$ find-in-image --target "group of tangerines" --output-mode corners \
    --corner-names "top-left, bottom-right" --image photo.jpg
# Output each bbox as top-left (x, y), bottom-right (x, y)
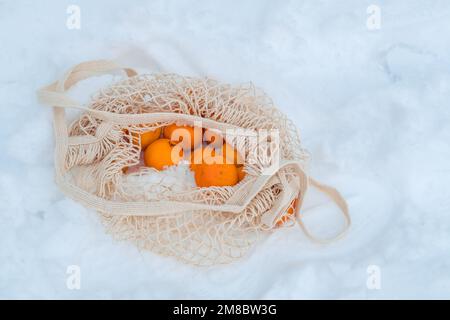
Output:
top-left (123, 123), bottom-right (297, 226)
top-left (124, 124), bottom-right (245, 188)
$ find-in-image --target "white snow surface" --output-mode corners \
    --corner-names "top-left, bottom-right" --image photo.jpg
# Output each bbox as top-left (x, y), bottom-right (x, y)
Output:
top-left (1, 0), bottom-right (450, 299)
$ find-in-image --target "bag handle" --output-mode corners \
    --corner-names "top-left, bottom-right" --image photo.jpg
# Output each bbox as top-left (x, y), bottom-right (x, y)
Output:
top-left (38, 62), bottom-right (251, 129)
top-left (55, 159), bottom-right (308, 216)
top-left (261, 169), bottom-right (350, 243)
top-left (37, 60), bottom-right (137, 110)
top-left (296, 177), bottom-right (351, 244)
top-left (37, 60), bottom-right (137, 176)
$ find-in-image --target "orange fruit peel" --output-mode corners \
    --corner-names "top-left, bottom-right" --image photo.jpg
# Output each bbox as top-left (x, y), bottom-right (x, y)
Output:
top-left (193, 163), bottom-right (238, 188)
top-left (123, 127), bottom-right (162, 150)
top-left (163, 124), bottom-right (202, 150)
top-left (276, 198), bottom-right (299, 227)
top-left (237, 165), bottom-right (246, 182)
top-left (144, 138), bottom-right (184, 171)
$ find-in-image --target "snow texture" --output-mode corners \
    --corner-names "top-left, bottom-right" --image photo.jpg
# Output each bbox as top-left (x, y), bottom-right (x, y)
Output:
top-left (1, 0), bottom-right (450, 299)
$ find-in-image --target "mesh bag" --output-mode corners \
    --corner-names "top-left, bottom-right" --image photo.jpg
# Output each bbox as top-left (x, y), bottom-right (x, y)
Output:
top-left (38, 60), bottom-right (350, 265)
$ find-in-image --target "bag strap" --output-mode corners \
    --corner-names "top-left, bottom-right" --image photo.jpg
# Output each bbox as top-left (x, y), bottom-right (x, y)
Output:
top-left (261, 168), bottom-right (350, 243)
top-left (38, 60), bottom-right (137, 109)
top-left (296, 177), bottom-right (351, 244)
top-left (55, 159), bottom-right (308, 216)
top-left (37, 60), bottom-right (137, 177)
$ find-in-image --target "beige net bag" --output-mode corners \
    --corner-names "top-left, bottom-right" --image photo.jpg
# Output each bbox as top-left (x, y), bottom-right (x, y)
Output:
top-left (37, 60), bottom-right (350, 266)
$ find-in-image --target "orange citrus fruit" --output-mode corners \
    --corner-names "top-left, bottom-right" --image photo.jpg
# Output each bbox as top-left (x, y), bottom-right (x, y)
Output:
top-left (276, 198), bottom-right (299, 226)
top-left (189, 147), bottom-right (205, 170)
top-left (123, 127), bottom-right (162, 150)
top-left (190, 145), bottom-right (239, 187)
top-left (193, 163), bottom-right (238, 187)
top-left (144, 138), bottom-right (184, 171)
top-left (189, 144), bottom-right (241, 166)
top-left (221, 143), bottom-right (243, 165)
top-left (237, 166), bottom-right (246, 182)
top-left (203, 129), bottom-right (223, 146)
top-left (163, 124), bottom-right (202, 149)
top-left (203, 130), bottom-right (243, 165)
top-left (198, 143), bottom-right (243, 165)
top-left (139, 127), bottom-right (162, 149)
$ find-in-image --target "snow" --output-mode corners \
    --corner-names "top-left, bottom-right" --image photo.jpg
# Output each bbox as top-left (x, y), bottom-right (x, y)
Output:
top-left (1, 0), bottom-right (450, 299)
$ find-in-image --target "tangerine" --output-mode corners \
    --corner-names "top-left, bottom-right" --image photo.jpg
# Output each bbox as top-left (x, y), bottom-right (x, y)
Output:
top-left (276, 198), bottom-right (299, 226)
top-left (237, 166), bottom-right (246, 182)
top-left (144, 138), bottom-right (184, 171)
top-left (163, 124), bottom-right (202, 149)
top-left (123, 127), bottom-right (162, 150)
top-left (193, 163), bottom-right (238, 187)
top-left (139, 127), bottom-right (162, 149)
